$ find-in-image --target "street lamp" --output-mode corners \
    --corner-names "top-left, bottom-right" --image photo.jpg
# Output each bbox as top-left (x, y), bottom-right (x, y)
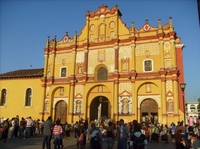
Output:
top-left (180, 83), bottom-right (186, 124)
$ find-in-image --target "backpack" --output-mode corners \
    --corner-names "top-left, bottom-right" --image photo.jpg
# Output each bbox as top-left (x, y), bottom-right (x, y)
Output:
top-left (133, 134), bottom-right (145, 149)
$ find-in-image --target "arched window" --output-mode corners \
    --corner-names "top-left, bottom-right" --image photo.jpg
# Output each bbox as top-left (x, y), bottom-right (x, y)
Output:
top-left (61, 67), bottom-right (67, 77)
top-left (97, 67), bottom-right (108, 81)
top-left (0, 89), bottom-right (7, 106)
top-left (25, 88), bottom-right (32, 106)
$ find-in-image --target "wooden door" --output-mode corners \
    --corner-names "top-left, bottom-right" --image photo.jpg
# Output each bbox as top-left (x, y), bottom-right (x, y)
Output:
top-left (55, 100), bottom-right (67, 124)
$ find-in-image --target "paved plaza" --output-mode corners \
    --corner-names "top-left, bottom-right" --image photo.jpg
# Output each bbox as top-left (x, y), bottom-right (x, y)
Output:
top-left (0, 132), bottom-right (176, 149)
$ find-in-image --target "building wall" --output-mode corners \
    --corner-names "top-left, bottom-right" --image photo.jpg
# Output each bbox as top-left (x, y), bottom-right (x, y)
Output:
top-left (186, 102), bottom-right (200, 124)
top-left (0, 5), bottom-right (185, 125)
top-left (41, 5), bottom-right (185, 125)
top-left (0, 78), bottom-right (44, 120)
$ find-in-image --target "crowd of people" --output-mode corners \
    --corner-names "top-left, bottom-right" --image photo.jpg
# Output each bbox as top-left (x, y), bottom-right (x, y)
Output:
top-left (1, 115), bottom-right (200, 149)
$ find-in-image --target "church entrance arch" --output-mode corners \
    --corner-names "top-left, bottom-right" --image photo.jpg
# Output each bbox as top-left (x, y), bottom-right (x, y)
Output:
top-left (55, 100), bottom-right (67, 124)
top-left (90, 96), bottom-right (111, 121)
top-left (140, 99), bottom-right (158, 124)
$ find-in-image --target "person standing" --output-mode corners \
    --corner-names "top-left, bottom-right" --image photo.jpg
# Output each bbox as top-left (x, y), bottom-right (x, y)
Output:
top-left (170, 122), bottom-right (176, 140)
top-left (117, 119), bottom-right (129, 149)
top-left (24, 116), bottom-right (33, 139)
top-left (53, 120), bottom-right (63, 149)
top-left (74, 121), bottom-right (79, 138)
top-left (35, 119), bottom-right (40, 134)
top-left (161, 124), bottom-right (168, 142)
top-left (105, 121), bottom-right (115, 149)
top-left (129, 124), bottom-right (148, 149)
top-left (63, 122), bottom-right (70, 138)
top-left (89, 122), bottom-right (102, 149)
top-left (42, 116), bottom-right (54, 149)
top-left (14, 115), bottom-right (19, 137)
top-left (151, 124), bottom-right (160, 143)
top-left (77, 121), bottom-right (85, 148)
top-left (11, 117), bottom-right (17, 138)
top-left (18, 117), bottom-right (26, 139)
top-left (1, 118), bottom-right (10, 142)
top-left (175, 129), bottom-right (184, 149)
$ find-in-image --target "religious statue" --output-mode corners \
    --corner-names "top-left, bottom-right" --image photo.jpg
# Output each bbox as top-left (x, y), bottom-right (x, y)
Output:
top-left (146, 83), bottom-right (151, 93)
top-left (154, 115), bottom-right (158, 125)
top-left (60, 87), bottom-right (64, 95)
top-left (142, 116), bottom-right (146, 122)
top-left (121, 98), bottom-right (129, 115)
top-left (168, 102), bottom-right (173, 112)
top-left (76, 100), bottom-right (82, 114)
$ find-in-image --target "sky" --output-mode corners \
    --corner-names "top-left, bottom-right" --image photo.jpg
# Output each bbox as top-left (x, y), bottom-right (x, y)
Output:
top-left (0, 0), bottom-right (200, 102)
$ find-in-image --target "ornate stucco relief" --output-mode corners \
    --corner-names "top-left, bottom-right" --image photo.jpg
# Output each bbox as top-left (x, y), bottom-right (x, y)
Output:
top-left (104, 48), bottom-right (115, 72)
top-left (55, 53), bottom-right (73, 64)
top-left (164, 42), bottom-right (171, 51)
top-left (166, 97), bottom-right (174, 102)
top-left (119, 82), bottom-right (132, 93)
top-left (88, 48), bottom-right (115, 74)
top-left (136, 43), bottom-right (159, 56)
top-left (166, 80), bottom-right (173, 92)
top-left (76, 51), bottom-right (84, 63)
top-left (75, 85), bottom-right (84, 95)
top-left (164, 42), bottom-right (172, 68)
top-left (53, 98), bottom-right (68, 108)
top-left (88, 50), bottom-right (98, 74)
top-left (119, 46), bottom-right (132, 59)
top-left (138, 95), bottom-right (161, 108)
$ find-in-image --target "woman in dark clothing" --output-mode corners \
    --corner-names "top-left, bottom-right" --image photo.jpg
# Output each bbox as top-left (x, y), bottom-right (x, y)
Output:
top-left (19, 117), bottom-right (26, 139)
top-left (1, 118), bottom-right (10, 142)
top-left (77, 121), bottom-right (84, 149)
top-left (175, 130), bottom-right (184, 149)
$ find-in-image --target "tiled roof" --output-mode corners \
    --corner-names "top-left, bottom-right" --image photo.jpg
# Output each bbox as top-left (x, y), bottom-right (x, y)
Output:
top-left (0, 68), bottom-right (44, 79)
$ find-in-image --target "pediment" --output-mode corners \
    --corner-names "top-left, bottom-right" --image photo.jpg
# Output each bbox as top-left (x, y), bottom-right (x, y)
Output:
top-left (119, 90), bottom-right (132, 97)
top-left (166, 91), bottom-right (173, 97)
top-left (74, 93), bottom-right (83, 99)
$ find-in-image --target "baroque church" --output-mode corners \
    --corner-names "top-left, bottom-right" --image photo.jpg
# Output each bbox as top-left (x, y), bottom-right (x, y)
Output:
top-left (0, 5), bottom-right (185, 125)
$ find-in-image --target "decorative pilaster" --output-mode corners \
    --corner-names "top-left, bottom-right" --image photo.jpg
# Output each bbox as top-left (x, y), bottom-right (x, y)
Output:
top-left (50, 35), bottom-right (56, 79)
top-left (130, 44), bottom-right (136, 71)
top-left (68, 82), bottom-right (75, 122)
top-left (84, 48), bottom-right (89, 74)
top-left (114, 45), bottom-right (119, 71)
top-left (170, 39), bottom-right (177, 69)
top-left (159, 41), bottom-right (164, 69)
top-left (132, 81), bottom-right (136, 119)
top-left (113, 80), bottom-right (119, 121)
top-left (44, 36), bottom-right (50, 77)
top-left (172, 78), bottom-right (179, 115)
top-left (161, 78), bottom-right (166, 117)
top-left (71, 50), bottom-right (77, 77)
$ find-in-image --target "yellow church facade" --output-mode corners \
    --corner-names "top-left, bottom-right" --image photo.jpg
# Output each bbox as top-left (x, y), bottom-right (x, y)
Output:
top-left (0, 5), bottom-right (185, 125)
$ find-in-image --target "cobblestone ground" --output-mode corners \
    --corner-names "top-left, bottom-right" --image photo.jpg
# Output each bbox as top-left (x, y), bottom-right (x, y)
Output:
top-left (0, 132), bottom-right (176, 149)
